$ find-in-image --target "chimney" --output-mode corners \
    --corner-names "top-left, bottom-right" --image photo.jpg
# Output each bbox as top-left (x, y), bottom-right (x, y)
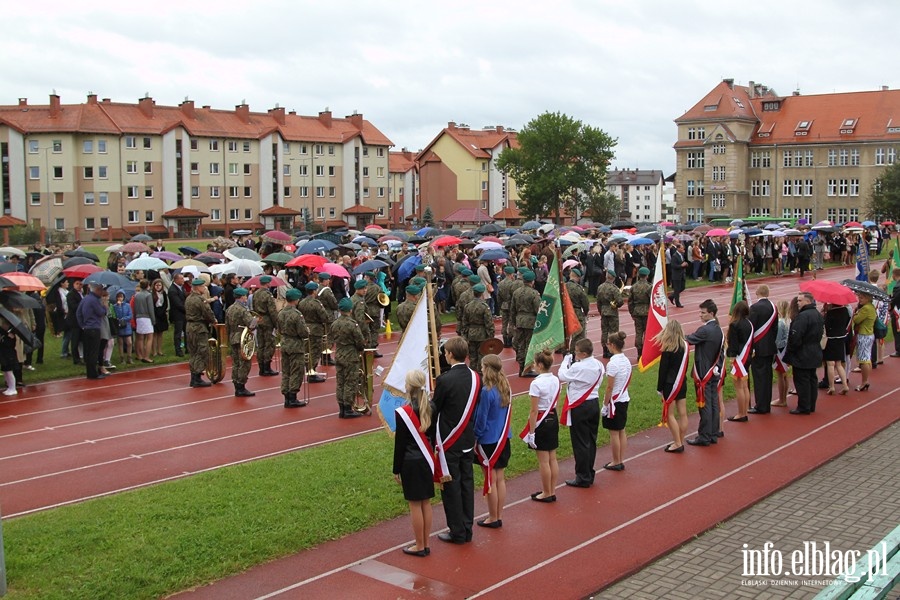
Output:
top-left (289, 110), bottom-right (296, 115)
top-left (318, 109), bottom-right (332, 127)
top-left (179, 99), bottom-right (195, 119)
top-left (347, 112), bottom-right (363, 130)
top-left (235, 103), bottom-right (250, 124)
top-left (102, 98), bottom-right (111, 104)
top-left (448, 121), bottom-right (457, 130)
top-left (18, 98), bottom-right (27, 107)
top-left (723, 78), bottom-right (734, 89)
top-left (883, 85), bottom-right (890, 91)
top-left (86, 93), bottom-right (97, 105)
top-left (748, 81), bottom-right (755, 98)
top-left (269, 106), bottom-right (285, 125)
top-left (49, 93), bottom-right (61, 117)
top-left (793, 90), bottom-right (801, 96)
top-left (496, 125), bottom-right (504, 133)
top-left (138, 96), bottom-right (154, 118)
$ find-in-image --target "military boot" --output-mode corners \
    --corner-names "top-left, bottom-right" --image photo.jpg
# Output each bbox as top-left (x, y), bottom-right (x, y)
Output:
top-left (235, 383), bottom-right (256, 397)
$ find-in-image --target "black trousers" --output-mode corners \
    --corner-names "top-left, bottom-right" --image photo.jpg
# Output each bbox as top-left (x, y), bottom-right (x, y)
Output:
top-left (793, 367), bottom-right (818, 413)
top-left (82, 328), bottom-right (101, 379)
top-left (441, 447), bottom-right (474, 542)
top-left (893, 319), bottom-right (900, 354)
top-left (751, 354), bottom-right (774, 412)
top-left (569, 399), bottom-right (600, 484)
top-left (172, 319), bottom-right (186, 353)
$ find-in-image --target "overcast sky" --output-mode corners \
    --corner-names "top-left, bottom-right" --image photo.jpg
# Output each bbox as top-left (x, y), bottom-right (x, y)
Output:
top-left (3, 0), bottom-right (896, 175)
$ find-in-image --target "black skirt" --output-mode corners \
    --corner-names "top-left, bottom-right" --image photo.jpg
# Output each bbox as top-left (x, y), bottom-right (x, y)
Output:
top-left (534, 410), bottom-right (559, 451)
top-left (480, 439), bottom-right (511, 470)
top-left (400, 457), bottom-right (435, 502)
top-left (823, 336), bottom-right (848, 362)
top-left (602, 401), bottom-right (629, 431)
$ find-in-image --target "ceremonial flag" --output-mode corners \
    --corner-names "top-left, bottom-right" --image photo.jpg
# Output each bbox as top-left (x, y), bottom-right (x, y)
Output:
top-left (558, 252), bottom-right (582, 339)
top-left (889, 235), bottom-right (900, 295)
top-left (376, 293), bottom-right (432, 434)
top-left (855, 239), bottom-right (870, 282)
top-left (638, 246), bottom-right (667, 372)
top-left (525, 253), bottom-right (566, 368)
top-left (729, 254), bottom-right (748, 314)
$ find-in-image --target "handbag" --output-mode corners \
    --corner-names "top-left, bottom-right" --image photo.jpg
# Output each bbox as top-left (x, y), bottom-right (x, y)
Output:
top-left (874, 318), bottom-right (888, 340)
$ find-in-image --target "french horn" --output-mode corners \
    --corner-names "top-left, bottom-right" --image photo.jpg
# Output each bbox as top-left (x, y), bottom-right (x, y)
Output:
top-left (205, 323), bottom-right (228, 384)
top-left (377, 293), bottom-right (390, 307)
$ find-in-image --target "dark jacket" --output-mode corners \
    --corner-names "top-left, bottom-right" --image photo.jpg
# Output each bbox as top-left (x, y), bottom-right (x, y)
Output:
top-left (432, 363), bottom-right (478, 451)
top-left (748, 297), bottom-right (777, 357)
top-left (786, 303), bottom-right (824, 368)
top-left (168, 283), bottom-right (187, 323)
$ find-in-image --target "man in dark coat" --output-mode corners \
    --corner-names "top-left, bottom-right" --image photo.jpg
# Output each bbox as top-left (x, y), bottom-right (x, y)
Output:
top-left (668, 242), bottom-right (687, 308)
top-left (686, 299), bottom-right (724, 446)
top-left (749, 285), bottom-right (778, 414)
top-left (786, 291), bottom-right (824, 414)
top-left (168, 273), bottom-right (187, 357)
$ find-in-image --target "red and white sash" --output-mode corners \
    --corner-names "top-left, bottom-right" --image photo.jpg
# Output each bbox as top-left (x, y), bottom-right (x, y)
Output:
top-left (435, 369), bottom-right (480, 482)
top-left (474, 405), bottom-right (511, 496)
top-left (607, 366), bottom-right (632, 418)
top-left (395, 404), bottom-right (442, 482)
top-left (660, 348), bottom-right (689, 424)
top-left (690, 339), bottom-right (723, 409)
top-left (519, 377), bottom-right (561, 439)
top-left (729, 323), bottom-right (755, 379)
top-left (773, 346), bottom-right (788, 373)
top-left (752, 299), bottom-right (776, 343)
top-left (561, 371), bottom-right (602, 427)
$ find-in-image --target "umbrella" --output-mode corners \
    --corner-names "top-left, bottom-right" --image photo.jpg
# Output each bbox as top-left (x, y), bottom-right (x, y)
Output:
top-left (431, 236), bottom-right (464, 248)
top-left (478, 236), bottom-right (503, 244)
top-left (0, 291), bottom-right (43, 311)
top-left (861, 220), bottom-right (877, 228)
top-left (479, 249), bottom-right (510, 261)
top-left (64, 249), bottom-right (99, 262)
top-left (120, 241), bottom-right (151, 254)
top-left (171, 258), bottom-right (211, 271)
top-left (296, 239), bottom-right (337, 255)
top-left (62, 264), bottom-right (103, 278)
top-left (692, 224), bottom-right (712, 234)
top-left (83, 271), bottom-right (136, 289)
top-left (28, 254), bottom-right (64, 285)
top-left (0, 264), bottom-right (17, 274)
top-left (416, 227), bottom-right (442, 238)
top-left (63, 257), bottom-right (96, 269)
top-left (474, 241), bottom-right (503, 251)
top-left (261, 252), bottom-right (294, 265)
top-left (125, 256), bottom-right (168, 271)
top-left (475, 223), bottom-right (503, 235)
top-left (105, 244), bottom-right (124, 253)
top-left (643, 232), bottom-right (661, 241)
top-left (706, 228), bottom-right (730, 237)
top-left (2, 272), bottom-right (45, 291)
top-left (243, 275), bottom-right (288, 288)
top-left (442, 228), bottom-right (462, 236)
top-left (538, 223), bottom-right (556, 234)
top-left (374, 253), bottom-right (396, 266)
top-left (611, 220), bottom-right (636, 229)
top-left (224, 247), bottom-right (262, 262)
top-left (562, 243), bottom-right (586, 258)
top-left (314, 263), bottom-right (351, 279)
top-left (232, 229), bottom-right (253, 236)
top-left (783, 229), bottom-right (803, 236)
top-left (388, 231), bottom-right (410, 241)
top-left (743, 228), bottom-right (763, 236)
top-left (107, 285), bottom-right (136, 301)
top-left (364, 224), bottom-right (384, 230)
top-left (130, 234), bottom-right (153, 242)
top-left (358, 230), bottom-right (382, 240)
top-left (511, 233), bottom-right (535, 243)
top-left (395, 255), bottom-right (421, 280)
top-left (377, 235), bottom-right (401, 243)
top-left (223, 259), bottom-right (264, 278)
top-left (194, 251), bottom-right (226, 261)
top-left (262, 230), bottom-right (292, 244)
top-left (841, 279), bottom-right (890, 302)
top-left (764, 223), bottom-right (782, 230)
top-left (630, 238), bottom-right (655, 246)
top-left (675, 233), bottom-right (693, 242)
top-left (339, 242), bottom-right (362, 251)
top-left (151, 251), bottom-right (182, 262)
top-left (881, 220), bottom-right (896, 226)
top-left (0, 247), bottom-right (26, 258)
top-left (562, 259), bottom-right (581, 270)
top-left (521, 221), bottom-right (541, 230)
top-left (286, 255), bottom-right (327, 269)
top-left (179, 246), bottom-right (201, 256)
top-left (351, 259), bottom-right (390, 275)
top-left (730, 219), bottom-right (744, 227)
top-left (0, 305), bottom-right (41, 349)
top-left (843, 221), bottom-right (862, 229)
top-left (800, 280), bottom-right (857, 306)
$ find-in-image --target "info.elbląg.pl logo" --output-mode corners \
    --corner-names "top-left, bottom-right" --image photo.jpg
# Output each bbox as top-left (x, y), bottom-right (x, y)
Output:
top-left (741, 541), bottom-right (889, 583)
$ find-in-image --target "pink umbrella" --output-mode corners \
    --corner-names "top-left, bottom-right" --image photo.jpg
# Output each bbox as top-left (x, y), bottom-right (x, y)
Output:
top-left (562, 259), bottom-right (581, 271)
top-left (314, 262), bottom-right (351, 279)
top-left (364, 224), bottom-right (384, 230)
top-left (120, 241), bottom-right (151, 254)
top-left (569, 225), bottom-right (584, 232)
top-left (377, 235), bottom-right (401, 243)
top-left (243, 275), bottom-right (288, 288)
top-left (706, 228), bottom-right (730, 237)
top-left (479, 236), bottom-right (503, 243)
top-left (431, 236), bottom-right (464, 248)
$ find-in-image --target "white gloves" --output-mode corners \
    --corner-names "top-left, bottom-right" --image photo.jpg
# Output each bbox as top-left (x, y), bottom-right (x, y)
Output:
top-left (524, 432), bottom-right (537, 449)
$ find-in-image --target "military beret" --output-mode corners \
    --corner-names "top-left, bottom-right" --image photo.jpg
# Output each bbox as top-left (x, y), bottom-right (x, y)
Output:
top-left (517, 267), bottom-right (531, 274)
top-left (523, 271), bottom-right (536, 282)
top-left (461, 268), bottom-right (473, 276)
top-left (353, 279), bottom-right (368, 290)
top-left (233, 287), bottom-right (248, 297)
top-left (412, 277), bottom-right (427, 287)
top-left (338, 297), bottom-right (353, 311)
top-left (414, 263), bottom-right (426, 272)
top-left (317, 272), bottom-right (331, 280)
top-left (305, 281), bottom-right (319, 291)
top-left (570, 268), bottom-right (582, 277)
top-left (454, 263), bottom-right (465, 272)
top-left (259, 275), bottom-right (272, 285)
top-left (607, 270), bottom-right (617, 278)
top-left (468, 274), bottom-right (481, 284)
top-left (472, 283), bottom-right (486, 294)
top-left (366, 271), bottom-right (377, 278)
top-left (191, 277), bottom-right (206, 286)
top-left (406, 285), bottom-right (422, 296)
top-left (504, 266), bottom-right (516, 274)
top-left (638, 266), bottom-right (651, 276)
top-left (285, 288), bottom-right (302, 301)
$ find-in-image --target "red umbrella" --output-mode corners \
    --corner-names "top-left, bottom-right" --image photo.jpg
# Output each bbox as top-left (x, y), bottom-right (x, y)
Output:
top-left (800, 280), bottom-right (857, 306)
top-left (377, 235), bottom-right (401, 243)
top-left (881, 220), bottom-right (896, 226)
top-left (284, 244), bottom-right (296, 253)
top-left (3, 272), bottom-right (46, 291)
top-left (243, 275), bottom-right (288, 288)
top-left (364, 224), bottom-right (384, 230)
top-left (314, 262), bottom-right (351, 279)
top-left (431, 236), bottom-right (464, 248)
top-left (62, 264), bottom-right (103, 279)
top-left (262, 230), bottom-right (292, 244)
top-left (479, 236), bottom-right (503, 244)
top-left (844, 221), bottom-right (862, 228)
top-left (286, 255), bottom-right (327, 269)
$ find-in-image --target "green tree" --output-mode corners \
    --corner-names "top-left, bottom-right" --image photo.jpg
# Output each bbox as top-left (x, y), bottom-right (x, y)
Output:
top-left (422, 206), bottom-right (434, 226)
top-left (868, 161), bottom-right (900, 220)
top-left (496, 111), bottom-right (617, 222)
top-left (585, 191), bottom-right (621, 225)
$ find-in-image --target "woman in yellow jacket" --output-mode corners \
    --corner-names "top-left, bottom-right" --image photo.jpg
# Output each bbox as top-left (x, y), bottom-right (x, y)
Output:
top-left (851, 291), bottom-right (876, 391)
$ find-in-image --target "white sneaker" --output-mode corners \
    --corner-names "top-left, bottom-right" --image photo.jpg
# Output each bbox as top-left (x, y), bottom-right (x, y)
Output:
top-left (24, 365), bottom-right (35, 371)
top-left (3, 388), bottom-right (17, 396)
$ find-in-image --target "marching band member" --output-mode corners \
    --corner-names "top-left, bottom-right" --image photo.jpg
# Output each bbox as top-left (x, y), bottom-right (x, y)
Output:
top-left (185, 277), bottom-right (217, 388)
top-left (225, 287), bottom-right (256, 397)
top-left (277, 288), bottom-right (310, 408)
top-left (253, 275), bottom-right (279, 377)
top-left (332, 297), bottom-right (365, 419)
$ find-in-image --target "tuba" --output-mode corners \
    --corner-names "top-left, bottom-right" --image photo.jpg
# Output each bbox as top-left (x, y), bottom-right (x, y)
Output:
top-left (239, 326), bottom-right (256, 360)
top-left (353, 349), bottom-right (376, 415)
top-left (206, 323), bottom-right (228, 384)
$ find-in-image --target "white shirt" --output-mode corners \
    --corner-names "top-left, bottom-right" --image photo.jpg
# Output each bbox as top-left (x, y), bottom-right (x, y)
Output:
top-left (557, 355), bottom-right (604, 402)
top-left (606, 354), bottom-right (632, 403)
top-left (529, 372), bottom-right (561, 411)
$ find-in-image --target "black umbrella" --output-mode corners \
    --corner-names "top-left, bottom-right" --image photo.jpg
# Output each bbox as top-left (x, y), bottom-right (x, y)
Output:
top-left (511, 233), bottom-right (535, 243)
top-left (611, 220), bottom-right (635, 229)
top-left (636, 225), bottom-right (657, 233)
top-left (64, 249), bottom-right (99, 262)
top-left (351, 259), bottom-right (390, 275)
top-left (841, 279), bottom-right (890, 301)
top-left (62, 257), bottom-right (96, 269)
top-left (374, 253), bottom-right (396, 266)
top-left (0, 290), bottom-right (43, 311)
top-left (179, 246), bottom-right (201, 256)
top-left (504, 238), bottom-right (529, 248)
top-left (194, 255), bottom-right (222, 265)
top-left (0, 305), bottom-right (40, 349)
top-left (417, 227), bottom-right (442, 238)
top-left (406, 236), bottom-right (427, 244)
top-left (443, 229), bottom-right (462, 236)
top-left (339, 242), bottom-right (362, 251)
top-left (460, 231), bottom-right (477, 239)
top-left (644, 232), bottom-right (661, 241)
top-left (83, 271), bottom-right (136, 289)
top-left (0, 263), bottom-right (17, 274)
top-left (0, 276), bottom-right (16, 290)
top-left (359, 230), bottom-right (382, 240)
top-left (479, 249), bottom-right (510, 261)
top-left (388, 231), bottom-right (410, 241)
top-left (475, 223), bottom-right (503, 235)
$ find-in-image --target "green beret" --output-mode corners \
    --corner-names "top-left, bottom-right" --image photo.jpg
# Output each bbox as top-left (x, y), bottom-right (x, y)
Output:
top-left (638, 266), bottom-right (651, 276)
top-left (570, 268), bottom-right (582, 277)
top-left (233, 287), bottom-right (248, 297)
top-left (412, 277), bottom-right (427, 287)
top-left (607, 270), bottom-right (616, 278)
top-left (353, 279), bottom-right (368, 290)
top-left (338, 297), bottom-right (353, 311)
top-left (259, 275), bottom-right (272, 285)
top-left (365, 271), bottom-right (377, 278)
top-left (517, 267), bottom-right (531, 275)
top-left (468, 274), bottom-right (481, 284)
top-left (523, 271), bottom-right (536, 282)
top-left (472, 283), bottom-right (486, 294)
top-left (454, 263), bottom-right (465, 272)
top-left (317, 272), bottom-right (331, 280)
top-left (285, 288), bottom-right (302, 301)
top-left (503, 266), bottom-right (515, 274)
top-left (191, 277), bottom-right (206, 286)
top-left (414, 264), bottom-right (426, 272)
top-left (406, 285), bottom-right (422, 296)
top-left (304, 282), bottom-right (318, 291)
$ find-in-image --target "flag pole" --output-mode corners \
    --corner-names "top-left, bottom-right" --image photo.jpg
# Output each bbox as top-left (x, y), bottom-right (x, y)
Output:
top-left (426, 277), bottom-right (441, 388)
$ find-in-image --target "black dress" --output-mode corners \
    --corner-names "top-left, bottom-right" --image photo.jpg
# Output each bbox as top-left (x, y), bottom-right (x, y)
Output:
top-left (823, 306), bottom-right (851, 362)
top-left (392, 401), bottom-right (437, 501)
top-left (153, 292), bottom-right (169, 333)
top-left (657, 347), bottom-right (687, 399)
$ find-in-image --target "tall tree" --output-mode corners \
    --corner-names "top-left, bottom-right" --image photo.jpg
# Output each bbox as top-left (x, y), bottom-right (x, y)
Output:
top-left (585, 191), bottom-right (621, 225)
top-left (868, 161), bottom-right (900, 220)
top-left (422, 206), bottom-right (434, 226)
top-left (496, 111), bottom-right (617, 222)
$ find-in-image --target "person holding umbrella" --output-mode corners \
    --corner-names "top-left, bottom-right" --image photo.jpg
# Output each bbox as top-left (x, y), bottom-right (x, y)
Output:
top-left (851, 290), bottom-right (876, 392)
top-left (0, 311), bottom-right (19, 395)
top-left (76, 282), bottom-right (109, 380)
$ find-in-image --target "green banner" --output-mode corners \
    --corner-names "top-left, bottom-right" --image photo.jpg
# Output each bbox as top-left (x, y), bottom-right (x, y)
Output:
top-left (525, 254), bottom-right (565, 367)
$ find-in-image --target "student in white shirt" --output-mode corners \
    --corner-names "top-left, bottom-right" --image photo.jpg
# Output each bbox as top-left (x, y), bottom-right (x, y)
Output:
top-left (558, 338), bottom-right (604, 488)
top-left (602, 331), bottom-right (632, 471)
top-left (524, 350), bottom-right (560, 503)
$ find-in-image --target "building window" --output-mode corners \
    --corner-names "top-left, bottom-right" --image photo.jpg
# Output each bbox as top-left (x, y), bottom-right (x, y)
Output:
top-left (243, 164), bottom-right (251, 175)
top-left (363, 187), bottom-right (370, 197)
top-left (126, 161), bottom-right (138, 174)
top-left (28, 140), bottom-right (39, 154)
top-left (378, 187), bottom-right (385, 197)
top-left (298, 164), bottom-right (308, 176)
top-left (83, 192), bottom-right (94, 205)
top-left (52, 140), bottom-right (62, 152)
top-left (29, 166), bottom-right (39, 179)
top-left (363, 146), bottom-right (369, 156)
top-left (827, 208), bottom-right (837, 222)
top-left (53, 217), bottom-right (65, 230)
top-left (53, 166), bottom-right (63, 179)
top-left (243, 209), bottom-right (252, 220)
top-left (793, 152), bottom-right (803, 167)
top-left (783, 180), bottom-right (792, 196)
top-left (191, 186), bottom-right (200, 198)
top-left (145, 210), bottom-right (153, 222)
top-left (482, 181), bottom-right (488, 191)
top-left (125, 136), bottom-right (136, 149)
top-left (85, 218), bottom-right (95, 230)
top-left (210, 208), bottom-right (221, 221)
top-left (243, 186), bottom-right (251, 197)
top-left (99, 192), bottom-right (108, 205)
top-left (299, 144), bottom-right (307, 155)
top-left (712, 166), bottom-right (725, 181)
top-left (362, 167), bottom-right (369, 177)
top-left (283, 142), bottom-right (291, 154)
top-left (889, 148), bottom-right (897, 164)
top-left (242, 141), bottom-right (251, 153)
top-left (209, 140), bottom-right (219, 151)
top-left (804, 150), bottom-right (814, 166)
top-left (839, 149), bottom-right (849, 166)
top-left (377, 147), bottom-right (385, 157)
top-left (142, 137), bottom-right (151, 149)
top-left (144, 186), bottom-right (153, 198)
top-left (751, 180), bottom-right (760, 196)
top-left (316, 165), bottom-right (325, 176)
top-left (687, 127), bottom-right (706, 140)
top-left (328, 145), bottom-right (335, 155)
top-left (329, 186), bottom-right (336, 197)
top-left (329, 207), bottom-right (336, 218)
top-left (210, 163), bottom-right (220, 175)
top-left (283, 186), bottom-right (291, 197)
top-left (190, 139), bottom-right (198, 151)
top-left (98, 139), bottom-right (107, 153)
top-left (98, 166), bottom-right (108, 179)
top-left (228, 141), bottom-right (238, 152)
top-left (316, 186), bottom-right (325, 197)
top-left (127, 210), bottom-right (139, 223)
top-left (228, 163), bottom-right (239, 175)
top-left (782, 208), bottom-right (792, 220)
top-left (827, 179), bottom-right (837, 196)
top-left (850, 179), bottom-right (860, 196)
top-left (377, 166), bottom-right (385, 177)
top-left (876, 148), bottom-right (886, 165)
top-left (83, 140), bottom-right (93, 153)
top-left (686, 152), bottom-right (704, 169)
top-left (83, 166), bottom-right (93, 179)
top-left (283, 165), bottom-right (290, 176)
top-left (314, 144), bottom-right (323, 155)
top-left (328, 166), bottom-right (335, 177)
top-left (850, 149), bottom-right (860, 166)
top-left (828, 149), bottom-right (837, 166)
top-left (229, 186), bottom-right (239, 198)
top-left (210, 186), bottom-right (220, 198)
top-left (144, 161), bottom-right (152, 174)
top-left (793, 180), bottom-right (802, 196)
top-left (300, 186), bottom-right (309, 197)
top-left (191, 162), bottom-right (199, 174)
top-left (782, 150), bottom-right (792, 168)
top-left (804, 179), bottom-right (813, 196)
top-left (229, 208), bottom-right (239, 221)
top-left (30, 192), bottom-right (40, 205)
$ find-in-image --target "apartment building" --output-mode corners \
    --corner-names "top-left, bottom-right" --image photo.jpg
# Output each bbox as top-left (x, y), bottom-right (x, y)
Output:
top-left (0, 94), bottom-right (392, 240)
top-left (388, 149), bottom-right (418, 227)
top-left (674, 79), bottom-right (900, 224)
top-left (605, 169), bottom-right (665, 223)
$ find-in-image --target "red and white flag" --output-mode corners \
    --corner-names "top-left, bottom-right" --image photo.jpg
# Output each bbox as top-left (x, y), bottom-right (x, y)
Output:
top-left (638, 246), bottom-right (668, 372)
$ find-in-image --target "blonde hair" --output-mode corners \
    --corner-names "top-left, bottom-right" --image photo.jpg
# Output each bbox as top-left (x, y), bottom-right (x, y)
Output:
top-left (481, 354), bottom-right (511, 408)
top-left (653, 319), bottom-right (685, 352)
top-left (405, 370), bottom-right (431, 432)
top-left (777, 299), bottom-right (789, 319)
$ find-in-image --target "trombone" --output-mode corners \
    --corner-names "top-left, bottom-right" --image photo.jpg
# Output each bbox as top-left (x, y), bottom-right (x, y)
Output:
top-left (353, 349), bottom-right (375, 415)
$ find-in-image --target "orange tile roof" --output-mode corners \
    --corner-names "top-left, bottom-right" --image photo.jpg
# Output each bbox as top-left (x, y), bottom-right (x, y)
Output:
top-left (389, 151), bottom-right (417, 173)
top-left (343, 204), bottom-right (378, 215)
top-left (323, 219), bottom-right (348, 228)
top-left (162, 207), bottom-right (208, 218)
top-left (440, 207), bottom-right (494, 224)
top-left (259, 206), bottom-right (301, 216)
top-left (418, 124), bottom-right (518, 161)
top-left (493, 206), bottom-right (522, 219)
top-left (0, 216), bottom-right (27, 227)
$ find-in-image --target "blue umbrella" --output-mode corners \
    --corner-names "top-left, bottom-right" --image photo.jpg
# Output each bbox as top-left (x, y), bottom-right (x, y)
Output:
top-left (743, 228), bottom-right (763, 235)
top-left (764, 223), bottom-right (781, 230)
top-left (178, 246), bottom-right (201, 256)
top-left (479, 249), bottom-right (510, 261)
top-left (397, 255), bottom-right (422, 280)
top-left (557, 239), bottom-right (573, 246)
top-left (504, 228), bottom-right (520, 236)
top-left (522, 220), bottom-right (541, 230)
top-left (83, 271), bottom-right (136, 289)
top-left (295, 239), bottom-right (337, 255)
top-left (598, 226), bottom-right (611, 233)
top-left (862, 220), bottom-right (877, 228)
top-left (108, 285), bottom-right (136, 301)
top-left (351, 259), bottom-right (390, 275)
top-left (630, 238), bottom-right (655, 246)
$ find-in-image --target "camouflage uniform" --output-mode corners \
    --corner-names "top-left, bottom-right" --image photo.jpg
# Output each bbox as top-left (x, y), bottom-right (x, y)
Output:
top-left (317, 285), bottom-right (338, 359)
top-left (226, 301), bottom-right (254, 388)
top-left (463, 297), bottom-right (494, 373)
top-left (351, 293), bottom-right (371, 348)
top-left (510, 284), bottom-right (542, 373)
top-left (185, 289), bottom-right (217, 380)
top-left (332, 313), bottom-right (366, 412)
top-left (628, 278), bottom-right (651, 359)
top-left (454, 285), bottom-right (474, 337)
top-left (364, 281), bottom-right (383, 349)
top-left (566, 279), bottom-right (590, 353)
top-left (451, 273), bottom-right (470, 308)
top-left (396, 298), bottom-right (417, 332)
top-left (276, 304), bottom-right (309, 398)
top-left (497, 275), bottom-right (522, 347)
top-left (596, 280), bottom-right (624, 356)
top-left (299, 293), bottom-right (330, 370)
top-left (252, 287), bottom-right (279, 373)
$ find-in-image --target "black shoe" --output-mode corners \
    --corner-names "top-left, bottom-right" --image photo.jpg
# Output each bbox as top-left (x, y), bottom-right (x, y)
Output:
top-left (603, 462), bottom-right (624, 471)
top-left (437, 532), bottom-right (466, 544)
top-left (374, 352), bottom-right (384, 358)
top-left (664, 445), bottom-right (685, 453)
top-left (789, 409), bottom-right (811, 415)
top-left (175, 352), bottom-right (184, 357)
top-left (402, 546), bottom-right (429, 557)
top-left (531, 494), bottom-right (557, 503)
top-left (748, 407), bottom-right (769, 414)
top-left (675, 304), bottom-right (685, 308)
top-left (476, 518), bottom-right (502, 528)
top-left (519, 370), bottom-right (538, 378)
top-left (685, 437), bottom-right (710, 446)
top-left (193, 377), bottom-right (211, 388)
top-left (716, 431), bottom-right (724, 438)
top-left (307, 375), bottom-right (326, 383)
top-left (235, 386), bottom-right (256, 397)
top-left (340, 408), bottom-right (362, 419)
top-left (565, 479), bottom-right (591, 488)
top-left (727, 416), bottom-right (749, 422)
top-left (284, 399), bottom-right (305, 408)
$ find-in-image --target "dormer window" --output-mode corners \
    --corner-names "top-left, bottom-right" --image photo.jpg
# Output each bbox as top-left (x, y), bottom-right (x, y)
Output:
top-left (840, 118), bottom-right (858, 135)
top-left (757, 122), bottom-right (775, 138)
top-left (733, 97), bottom-right (745, 109)
top-left (762, 101), bottom-right (781, 111)
top-left (887, 118), bottom-right (900, 134)
top-left (794, 120), bottom-right (812, 136)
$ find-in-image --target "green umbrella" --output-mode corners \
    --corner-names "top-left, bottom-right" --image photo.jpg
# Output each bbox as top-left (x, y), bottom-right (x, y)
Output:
top-left (261, 252), bottom-right (293, 265)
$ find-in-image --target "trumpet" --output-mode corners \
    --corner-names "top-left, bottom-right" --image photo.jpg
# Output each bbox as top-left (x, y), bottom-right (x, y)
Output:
top-left (205, 323), bottom-right (227, 384)
top-left (353, 349), bottom-right (375, 415)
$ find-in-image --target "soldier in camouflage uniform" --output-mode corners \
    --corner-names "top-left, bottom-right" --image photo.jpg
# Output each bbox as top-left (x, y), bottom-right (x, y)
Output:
top-left (596, 270), bottom-right (624, 358)
top-left (226, 287), bottom-right (256, 397)
top-left (566, 268), bottom-right (590, 354)
top-left (396, 285), bottom-right (421, 332)
top-left (185, 278), bottom-right (218, 388)
top-left (316, 272), bottom-right (338, 365)
top-left (298, 281), bottom-right (328, 383)
top-left (463, 283), bottom-right (494, 374)
top-left (452, 267), bottom-right (473, 310)
top-left (252, 276), bottom-right (279, 376)
top-left (628, 266), bottom-right (652, 362)
top-left (455, 274), bottom-right (480, 337)
top-left (277, 288), bottom-right (309, 408)
top-left (350, 279), bottom-right (371, 349)
top-left (497, 266), bottom-right (521, 348)
top-left (363, 271), bottom-right (384, 356)
top-left (510, 270), bottom-right (541, 377)
top-left (332, 297), bottom-right (365, 419)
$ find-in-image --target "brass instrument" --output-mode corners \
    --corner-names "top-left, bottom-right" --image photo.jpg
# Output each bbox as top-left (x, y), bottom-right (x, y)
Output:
top-left (353, 349), bottom-right (375, 415)
top-left (205, 323), bottom-right (228, 384)
top-left (272, 330), bottom-right (282, 374)
top-left (305, 334), bottom-right (318, 377)
top-left (321, 321), bottom-right (334, 356)
top-left (239, 316), bottom-right (257, 361)
top-left (377, 292), bottom-right (390, 307)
